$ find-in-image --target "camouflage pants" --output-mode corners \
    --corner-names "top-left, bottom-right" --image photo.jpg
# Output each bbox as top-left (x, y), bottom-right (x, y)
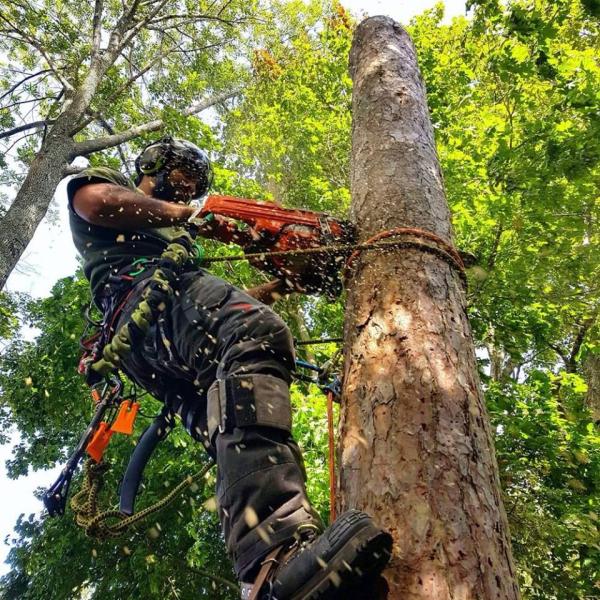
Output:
top-left (115, 269), bottom-right (322, 580)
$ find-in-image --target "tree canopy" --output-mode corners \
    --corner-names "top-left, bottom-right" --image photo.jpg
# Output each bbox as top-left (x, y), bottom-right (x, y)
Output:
top-left (0, 0), bottom-right (598, 598)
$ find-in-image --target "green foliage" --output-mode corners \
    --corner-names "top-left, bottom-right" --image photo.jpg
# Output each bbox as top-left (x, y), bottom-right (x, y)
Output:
top-left (222, 1), bottom-right (354, 215)
top-left (0, 292), bottom-right (18, 342)
top-left (488, 372), bottom-right (599, 598)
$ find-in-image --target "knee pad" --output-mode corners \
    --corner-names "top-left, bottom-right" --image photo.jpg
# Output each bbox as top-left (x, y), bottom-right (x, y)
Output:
top-left (207, 374), bottom-right (292, 442)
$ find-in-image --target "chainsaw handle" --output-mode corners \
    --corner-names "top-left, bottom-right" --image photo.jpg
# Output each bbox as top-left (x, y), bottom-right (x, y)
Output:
top-left (119, 407), bottom-right (175, 516)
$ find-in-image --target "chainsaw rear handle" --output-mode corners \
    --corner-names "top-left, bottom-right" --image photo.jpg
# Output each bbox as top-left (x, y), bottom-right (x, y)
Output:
top-left (119, 407), bottom-right (175, 516)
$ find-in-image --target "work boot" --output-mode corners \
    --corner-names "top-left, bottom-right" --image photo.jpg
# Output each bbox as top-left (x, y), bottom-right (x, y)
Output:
top-left (241, 509), bottom-right (393, 600)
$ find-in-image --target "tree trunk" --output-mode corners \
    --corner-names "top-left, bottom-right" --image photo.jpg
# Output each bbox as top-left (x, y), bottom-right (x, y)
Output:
top-left (338, 17), bottom-right (520, 600)
top-left (583, 353), bottom-right (600, 424)
top-left (0, 129), bottom-right (74, 290)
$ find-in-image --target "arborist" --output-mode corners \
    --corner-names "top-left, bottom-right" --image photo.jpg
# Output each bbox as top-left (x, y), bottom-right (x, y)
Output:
top-left (66, 135), bottom-right (392, 599)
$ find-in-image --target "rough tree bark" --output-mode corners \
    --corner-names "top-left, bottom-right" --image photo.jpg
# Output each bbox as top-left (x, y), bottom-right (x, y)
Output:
top-left (583, 354), bottom-right (600, 424)
top-left (338, 17), bottom-right (520, 600)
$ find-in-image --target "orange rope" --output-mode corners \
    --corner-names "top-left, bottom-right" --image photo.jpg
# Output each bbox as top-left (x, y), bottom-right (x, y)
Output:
top-left (345, 226), bottom-right (465, 275)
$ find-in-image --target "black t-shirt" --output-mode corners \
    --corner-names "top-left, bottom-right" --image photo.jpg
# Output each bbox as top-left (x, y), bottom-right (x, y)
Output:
top-left (66, 167), bottom-right (186, 301)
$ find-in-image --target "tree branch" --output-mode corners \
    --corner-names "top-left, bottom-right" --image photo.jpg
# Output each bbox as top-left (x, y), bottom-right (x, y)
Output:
top-left (97, 117), bottom-right (132, 176)
top-left (73, 87), bottom-right (241, 156)
top-left (0, 120), bottom-right (55, 141)
top-left (567, 309), bottom-right (598, 372)
top-left (91, 0), bottom-right (104, 58)
top-left (217, 0), bottom-right (234, 17)
top-left (116, 0), bottom-right (172, 54)
top-left (148, 12), bottom-right (238, 26)
top-left (105, 0), bottom-right (143, 58)
top-left (0, 14), bottom-right (74, 94)
top-left (3, 130), bottom-right (40, 154)
top-left (0, 69), bottom-right (52, 102)
top-left (62, 164), bottom-right (85, 176)
top-left (1, 95), bottom-right (57, 110)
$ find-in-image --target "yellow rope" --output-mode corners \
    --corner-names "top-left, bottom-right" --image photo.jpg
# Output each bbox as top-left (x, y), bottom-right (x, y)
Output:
top-left (70, 459), bottom-right (214, 539)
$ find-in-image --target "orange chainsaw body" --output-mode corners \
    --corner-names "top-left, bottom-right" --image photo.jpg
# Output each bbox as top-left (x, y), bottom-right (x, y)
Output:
top-left (199, 195), bottom-right (356, 297)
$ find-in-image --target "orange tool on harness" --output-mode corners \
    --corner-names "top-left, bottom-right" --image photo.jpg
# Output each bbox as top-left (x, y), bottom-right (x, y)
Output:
top-left (110, 400), bottom-right (140, 435)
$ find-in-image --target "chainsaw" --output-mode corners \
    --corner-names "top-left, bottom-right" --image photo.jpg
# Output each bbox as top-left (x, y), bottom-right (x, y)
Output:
top-left (190, 195), bottom-right (356, 298)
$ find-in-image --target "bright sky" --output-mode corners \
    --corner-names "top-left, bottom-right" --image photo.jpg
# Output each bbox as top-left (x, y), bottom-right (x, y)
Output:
top-left (0, 0), bottom-right (468, 576)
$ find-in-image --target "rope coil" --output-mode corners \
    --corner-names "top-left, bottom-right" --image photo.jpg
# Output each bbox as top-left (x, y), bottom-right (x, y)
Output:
top-left (70, 459), bottom-right (214, 539)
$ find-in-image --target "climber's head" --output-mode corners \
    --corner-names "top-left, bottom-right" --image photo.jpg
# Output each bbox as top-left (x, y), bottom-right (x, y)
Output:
top-left (134, 136), bottom-right (213, 203)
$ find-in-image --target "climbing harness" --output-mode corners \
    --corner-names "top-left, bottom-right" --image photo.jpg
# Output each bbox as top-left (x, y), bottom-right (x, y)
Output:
top-left (44, 228), bottom-right (203, 526)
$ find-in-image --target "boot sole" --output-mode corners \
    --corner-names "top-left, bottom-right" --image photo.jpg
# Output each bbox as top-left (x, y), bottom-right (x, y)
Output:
top-left (286, 519), bottom-right (393, 600)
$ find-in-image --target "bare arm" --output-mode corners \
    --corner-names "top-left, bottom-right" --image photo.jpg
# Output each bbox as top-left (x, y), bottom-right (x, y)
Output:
top-left (72, 183), bottom-right (194, 230)
top-left (245, 279), bottom-right (294, 305)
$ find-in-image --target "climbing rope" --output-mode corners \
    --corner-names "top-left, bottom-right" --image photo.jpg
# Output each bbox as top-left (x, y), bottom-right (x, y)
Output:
top-left (200, 226), bottom-right (467, 285)
top-left (294, 349), bottom-right (343, 522)
top-left (70, 458), bottom-right (214, 539)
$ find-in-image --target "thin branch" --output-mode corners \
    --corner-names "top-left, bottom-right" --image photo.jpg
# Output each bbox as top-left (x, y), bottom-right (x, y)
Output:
top-left (73, 87), bottom-right (241, 155)
top-left (117, 0), bottom-right (174, 53)
top-left (217, 0), bottom-right (234, 17)
top-left (0, 120), bottom-right (55, 141)
top-left (1, 95), bottom-right (57, 110)
top-left (146, 17), bottom-right (245, 31)
top-left (487, 223), bottom-right (504, 270)
top-left (0, 69), bottom-right (52, 102)
top-left (97, 117), bottom-right (132, 176)
top-left (149, 12), bottom-right (238, 26)
top-left (91, 0), bottom-right (104, 57)
top-left (3, 130), bottom-right (40, 154)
